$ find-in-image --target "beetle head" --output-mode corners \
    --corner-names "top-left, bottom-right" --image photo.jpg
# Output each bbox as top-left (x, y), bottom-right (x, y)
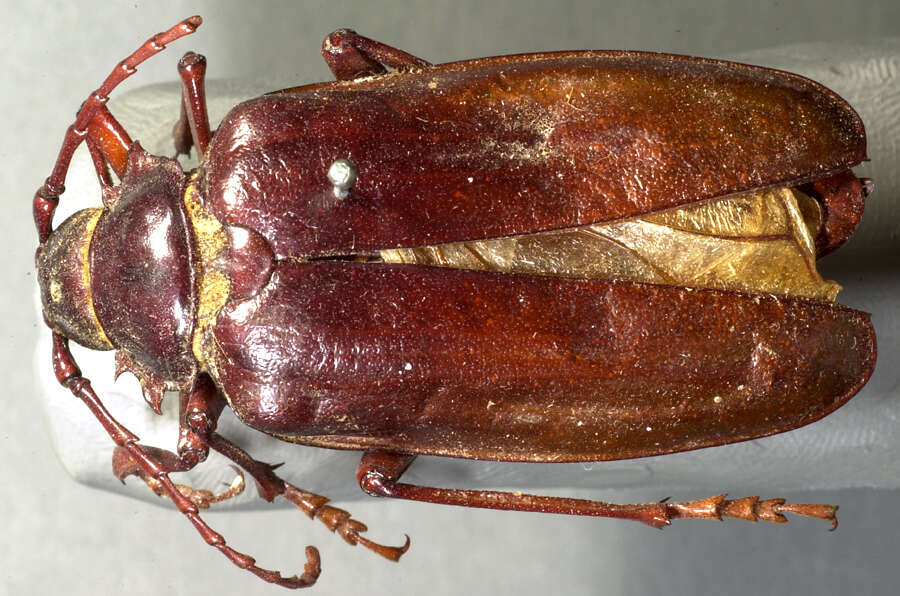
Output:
top-left (37, 206), bottom-right (112, 351)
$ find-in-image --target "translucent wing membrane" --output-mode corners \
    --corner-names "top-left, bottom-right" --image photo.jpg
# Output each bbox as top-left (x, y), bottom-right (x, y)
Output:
top-left (382, 187), bottom-right (839, 302)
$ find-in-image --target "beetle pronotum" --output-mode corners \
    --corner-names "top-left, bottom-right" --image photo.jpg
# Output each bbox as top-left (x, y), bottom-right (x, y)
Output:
top-left (34, 16), bottom-right (875, 588)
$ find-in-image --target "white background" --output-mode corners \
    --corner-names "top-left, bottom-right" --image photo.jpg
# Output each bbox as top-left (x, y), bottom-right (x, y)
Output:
top-left (4, 1), bottom-right (900, 595)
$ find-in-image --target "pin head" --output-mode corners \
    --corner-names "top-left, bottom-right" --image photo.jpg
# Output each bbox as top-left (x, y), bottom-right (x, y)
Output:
top-left (327, 158), bottom-right (357, 198)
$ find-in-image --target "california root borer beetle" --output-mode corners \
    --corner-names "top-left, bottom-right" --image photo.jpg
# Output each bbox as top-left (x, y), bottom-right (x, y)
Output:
top-left (33, 16), bottom-right (876, 588)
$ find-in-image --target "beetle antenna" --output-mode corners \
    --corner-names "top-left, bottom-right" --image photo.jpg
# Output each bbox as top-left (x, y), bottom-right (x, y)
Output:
top-left (33, 16), bottom-right (202, 244)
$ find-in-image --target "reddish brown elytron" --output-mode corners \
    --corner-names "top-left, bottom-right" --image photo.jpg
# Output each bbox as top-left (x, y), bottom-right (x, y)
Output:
top-left (35, 17), bottom-right (875, 589)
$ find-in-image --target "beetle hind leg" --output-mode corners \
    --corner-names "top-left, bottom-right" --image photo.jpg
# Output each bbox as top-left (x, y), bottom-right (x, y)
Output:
top-left (321, 29), bottom-right (431, 80)
top-left (357, 451), bottom-right (838, 529)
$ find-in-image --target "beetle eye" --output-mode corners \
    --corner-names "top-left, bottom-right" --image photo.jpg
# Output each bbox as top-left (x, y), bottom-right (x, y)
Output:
top-left (327, 158), bottom-right (357, 198)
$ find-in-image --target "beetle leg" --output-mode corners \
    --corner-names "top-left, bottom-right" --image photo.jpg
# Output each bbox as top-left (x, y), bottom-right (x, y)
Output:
top-left (172, 51), bottom-right (212, 158)
top-left (321, 29), bottom-right (431, 80)
top-left (84, 134), bottom-right (114, 190)
top-left (357, 451), bottom-right (839, 529)
top-left (49, 340), bottom-right (319, 588)
top-left (146, 374), bottom-right (409, 560)
top-left (86, 105), bottom-right (133, 180)
top-left (110, 374), bottom-right (245, 509)
top-left (177, 373), bottom-right (223, 465)
top-left (194, 426), bottom-right (411, 561)
top-left (111, 443), bottom-right (245, 509)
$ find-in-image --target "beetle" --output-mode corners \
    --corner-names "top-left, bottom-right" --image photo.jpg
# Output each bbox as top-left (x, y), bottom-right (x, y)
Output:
top-left (33, 16), bottom-right (876, 589)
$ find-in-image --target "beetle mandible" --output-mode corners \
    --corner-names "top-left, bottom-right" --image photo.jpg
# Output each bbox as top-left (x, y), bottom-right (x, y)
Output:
top-left (33, 16), bottom-right (876, 589)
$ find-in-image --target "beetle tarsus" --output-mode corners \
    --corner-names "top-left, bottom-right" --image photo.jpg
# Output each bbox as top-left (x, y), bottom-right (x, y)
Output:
top-left (171, 470), bottom-right (244, 509)
top-left (666, 494), bottom-right (839, 527)
top-left (282, 484), bottom-right (411, 561)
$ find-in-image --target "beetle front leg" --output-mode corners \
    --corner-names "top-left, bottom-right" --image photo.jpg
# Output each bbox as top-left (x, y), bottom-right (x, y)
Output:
top-left (112, 374), bottom-right (244, 509)
top-left (321, 29), bottom-right (431, 80)
top-left (85, 106), bottom-right (133, 182)
top-left (172, 51), bottom-right (212, 157)
top-left (112, 444), bottom-right (245, 509)
top-left (357, 451), bottom-right (839, 529)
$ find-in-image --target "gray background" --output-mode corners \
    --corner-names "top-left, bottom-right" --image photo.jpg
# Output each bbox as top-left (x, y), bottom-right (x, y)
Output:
top-left (4, 1), bottom-right (900, 595)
